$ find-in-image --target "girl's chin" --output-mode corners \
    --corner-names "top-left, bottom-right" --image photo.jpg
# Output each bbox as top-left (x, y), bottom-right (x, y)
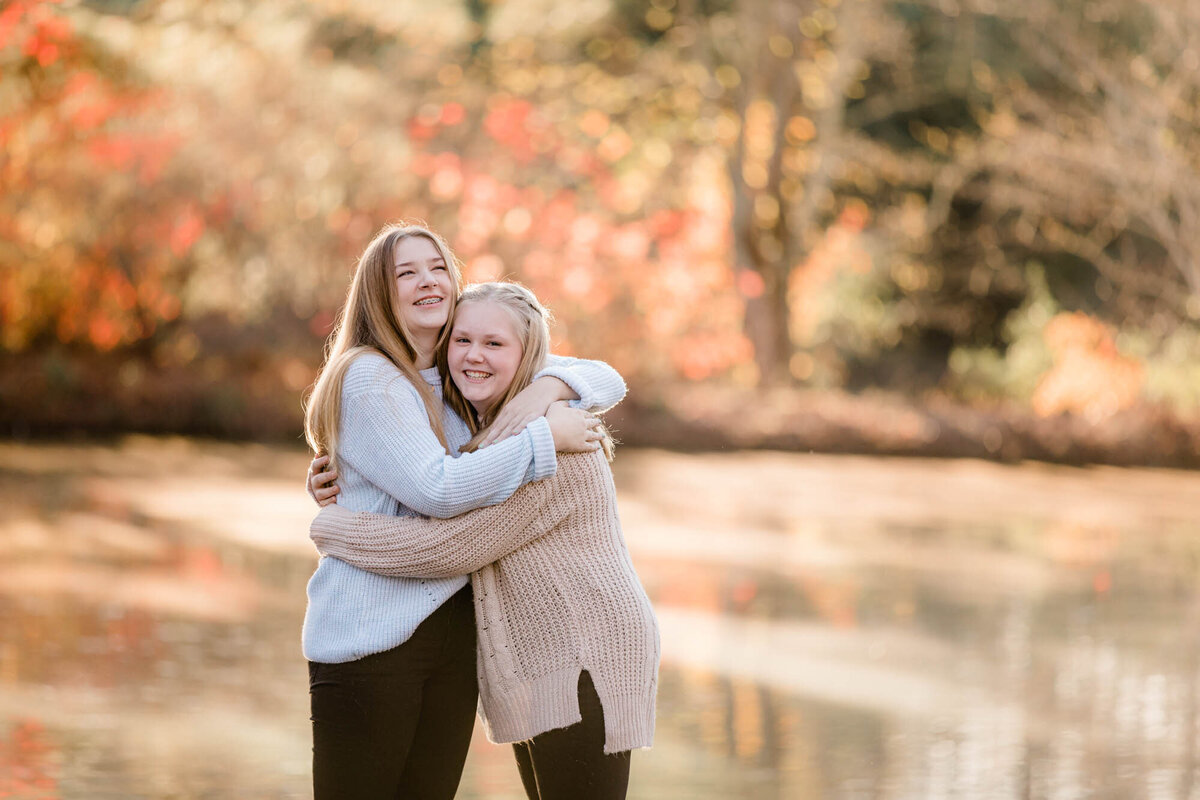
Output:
top-left (461, 387), bottom-right (494, 404)
top-left (456, 385), bottom-right (497, 412)
top-left (406, 316), bottom-right (449, 334)
top-left (462, 397), bottom-right (493, 417)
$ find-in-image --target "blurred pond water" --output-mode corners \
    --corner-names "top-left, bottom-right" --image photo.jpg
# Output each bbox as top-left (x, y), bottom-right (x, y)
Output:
top-left (2, 436), bottom-right (1200, 799)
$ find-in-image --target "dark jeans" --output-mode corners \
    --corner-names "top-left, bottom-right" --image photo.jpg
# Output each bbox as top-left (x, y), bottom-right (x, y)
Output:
top-left (308, 584), bottom-right (477, 800)
top-left (511, 671), bottom-right (632, 800)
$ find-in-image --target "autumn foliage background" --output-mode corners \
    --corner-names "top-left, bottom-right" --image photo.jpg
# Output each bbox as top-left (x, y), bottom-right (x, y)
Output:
top-left (4, 0), bottom-right (1200, 466)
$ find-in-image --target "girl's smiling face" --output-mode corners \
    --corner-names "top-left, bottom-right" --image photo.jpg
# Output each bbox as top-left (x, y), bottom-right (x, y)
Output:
top-left (447, 300), bottom-right (523, 418)
top-left (392, 235), bottom-right (452, 343)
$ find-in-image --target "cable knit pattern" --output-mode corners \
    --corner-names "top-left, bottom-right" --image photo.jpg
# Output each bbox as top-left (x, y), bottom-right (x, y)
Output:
top-left (309, 450), bottom-right (660, 754)
top-left (302, 353), bottom-right (626, 665)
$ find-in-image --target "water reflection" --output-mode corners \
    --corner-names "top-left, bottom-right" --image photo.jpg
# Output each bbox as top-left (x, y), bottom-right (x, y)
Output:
top-left (2, 438), bottom-right (1200, 798)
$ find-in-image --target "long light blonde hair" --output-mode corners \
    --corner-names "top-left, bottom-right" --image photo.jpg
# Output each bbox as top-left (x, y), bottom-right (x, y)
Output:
top-left (440, 282), bottom-right (613, 458)
top-left (304, 223), bottom-right (463, 468)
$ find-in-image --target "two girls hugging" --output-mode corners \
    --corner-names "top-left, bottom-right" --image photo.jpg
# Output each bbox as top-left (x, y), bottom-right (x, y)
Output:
top-left (301, 222), bottom-right (659, 800)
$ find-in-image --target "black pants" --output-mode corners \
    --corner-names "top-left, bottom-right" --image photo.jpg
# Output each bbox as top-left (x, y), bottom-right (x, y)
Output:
top-left (511, 671), bottom-right (631, 800)
top-left (308, 584), bottom-right (477, 800)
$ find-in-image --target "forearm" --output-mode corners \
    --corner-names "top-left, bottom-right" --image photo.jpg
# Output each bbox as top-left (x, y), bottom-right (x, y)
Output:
top-left (537, 354), bottom-right (627, 412)
top-left (342, 391), bottom-right (556, 517)
top-left (310, 474), bottom-right (572, 577)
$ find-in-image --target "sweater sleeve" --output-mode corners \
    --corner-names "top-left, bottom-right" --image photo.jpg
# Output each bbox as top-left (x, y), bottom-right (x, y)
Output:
top-left (309, 469), bottom-right (574, 577)
top-left (536, 354), bottom-right (627, 413)
top-left (339, 363), bottom-right (556, 519)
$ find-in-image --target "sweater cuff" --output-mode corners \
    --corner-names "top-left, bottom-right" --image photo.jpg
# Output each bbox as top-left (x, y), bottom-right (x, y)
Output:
top-left (535, 364), bottom-right (599, 411)
top-left (525, 416), bottom-right (557, 481)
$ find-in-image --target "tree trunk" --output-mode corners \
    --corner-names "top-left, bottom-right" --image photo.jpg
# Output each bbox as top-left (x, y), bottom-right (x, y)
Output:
top-left (742, 274), bottom-right (794, 385)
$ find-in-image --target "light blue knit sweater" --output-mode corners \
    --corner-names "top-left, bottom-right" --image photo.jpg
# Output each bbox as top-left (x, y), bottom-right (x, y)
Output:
top-left (301, 353), bottom-right (627, 663)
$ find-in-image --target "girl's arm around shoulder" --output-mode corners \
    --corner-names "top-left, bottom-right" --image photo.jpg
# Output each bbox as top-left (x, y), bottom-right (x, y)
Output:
top-left (476, 356), bottom-right (625, 448)
top-left (536, 354), bottom-right (627, 413)
top-left (340, 357), bottom-right (556, 518)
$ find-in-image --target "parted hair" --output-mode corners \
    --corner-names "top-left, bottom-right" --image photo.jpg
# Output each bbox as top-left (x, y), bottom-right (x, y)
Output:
top-left (304, 223), bottom-right (463, 468)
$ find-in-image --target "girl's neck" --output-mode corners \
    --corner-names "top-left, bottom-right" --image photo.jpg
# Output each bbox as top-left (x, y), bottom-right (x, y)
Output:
top-left (412, 335), bottom-right (438, 370)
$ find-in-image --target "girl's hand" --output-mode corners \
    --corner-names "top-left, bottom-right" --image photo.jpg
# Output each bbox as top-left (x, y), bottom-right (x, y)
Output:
top-left (479, 376), bottom-right (578, 448)
top-left (546, 401), bottom-right (603, 453)
top-left (307, 455), bottom-right (340, 507)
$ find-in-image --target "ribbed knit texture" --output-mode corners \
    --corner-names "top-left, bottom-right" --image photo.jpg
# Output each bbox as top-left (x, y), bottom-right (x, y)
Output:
top-left (302, 353), bottom-right (625, 664)
top-left (535, 355), bottom-right (627, 414)
top-left (310, 450), bottom-right (660, 753)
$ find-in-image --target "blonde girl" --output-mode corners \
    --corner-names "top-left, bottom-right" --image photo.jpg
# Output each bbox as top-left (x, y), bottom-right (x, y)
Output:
top-left (302, 225), bottom-right (624, 800)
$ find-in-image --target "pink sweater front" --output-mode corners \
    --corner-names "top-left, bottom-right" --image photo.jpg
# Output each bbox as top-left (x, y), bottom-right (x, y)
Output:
top-left (309, 450), bottom-right (660, 754)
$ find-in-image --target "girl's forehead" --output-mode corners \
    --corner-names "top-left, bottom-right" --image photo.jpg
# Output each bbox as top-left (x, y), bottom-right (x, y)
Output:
top-left (453, 300), bottom-right (521, 332)
top-left (393, 235), bottom-right (441, 261)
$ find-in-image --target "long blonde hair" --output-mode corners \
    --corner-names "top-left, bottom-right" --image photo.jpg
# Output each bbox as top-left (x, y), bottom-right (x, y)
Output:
top-left (440, 282), bottom-right (613, 458)
top-left (304, 223), bottom-right (463, 467)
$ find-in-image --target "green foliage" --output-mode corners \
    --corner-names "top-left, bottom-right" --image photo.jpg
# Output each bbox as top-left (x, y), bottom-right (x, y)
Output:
top-left (944, 264), bottom-right (1056, 404)
top-left (817, 262), bottom-right (905, 365)
top-left (310, 15), bottom-right (398, 66)
top-left (1122, 326), bottom-right (1200, 415)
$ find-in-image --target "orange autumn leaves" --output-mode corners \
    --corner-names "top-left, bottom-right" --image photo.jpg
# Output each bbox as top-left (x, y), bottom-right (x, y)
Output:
top-left (0, 0), bottom-right (1169, 426)
top-left (0, 0), bottom-right (69, 68)
top-left (0, 0), bottom-right (201, 353)
top-left (1033, 312), bottom-right (1144, 422)
top-left (407, 95), bottom-right (750, 382)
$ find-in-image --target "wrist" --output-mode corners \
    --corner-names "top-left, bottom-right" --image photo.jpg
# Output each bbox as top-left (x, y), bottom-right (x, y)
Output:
top-left (533, 375), bottom-right (577, 403)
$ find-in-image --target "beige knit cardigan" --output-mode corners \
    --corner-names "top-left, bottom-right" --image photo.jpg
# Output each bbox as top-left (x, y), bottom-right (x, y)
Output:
top-left (309, 450), bottom-right (660, 754)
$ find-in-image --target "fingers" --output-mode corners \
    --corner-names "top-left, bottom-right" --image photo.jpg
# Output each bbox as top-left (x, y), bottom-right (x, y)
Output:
top-left (545, 402), bottom-right (605, 453)
top-left (311, 469), bottom-right (337, 485)
top-left (482, 420), bottom-right (516, 447)
top-left (310, 458), bottom-right (339, 505)
top-left (481, 412), bottom-right (541, 447)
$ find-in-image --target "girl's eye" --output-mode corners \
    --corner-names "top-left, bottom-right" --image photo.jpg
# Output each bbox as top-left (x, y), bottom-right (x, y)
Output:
top-left (396, 270), bottom-right (413, 278)
top-left (434, 265), bottom-right (448, 271)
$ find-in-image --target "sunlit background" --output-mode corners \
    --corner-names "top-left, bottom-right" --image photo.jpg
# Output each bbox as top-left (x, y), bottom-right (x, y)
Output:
top-left (3, 0), bottom-right (1200, 798)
